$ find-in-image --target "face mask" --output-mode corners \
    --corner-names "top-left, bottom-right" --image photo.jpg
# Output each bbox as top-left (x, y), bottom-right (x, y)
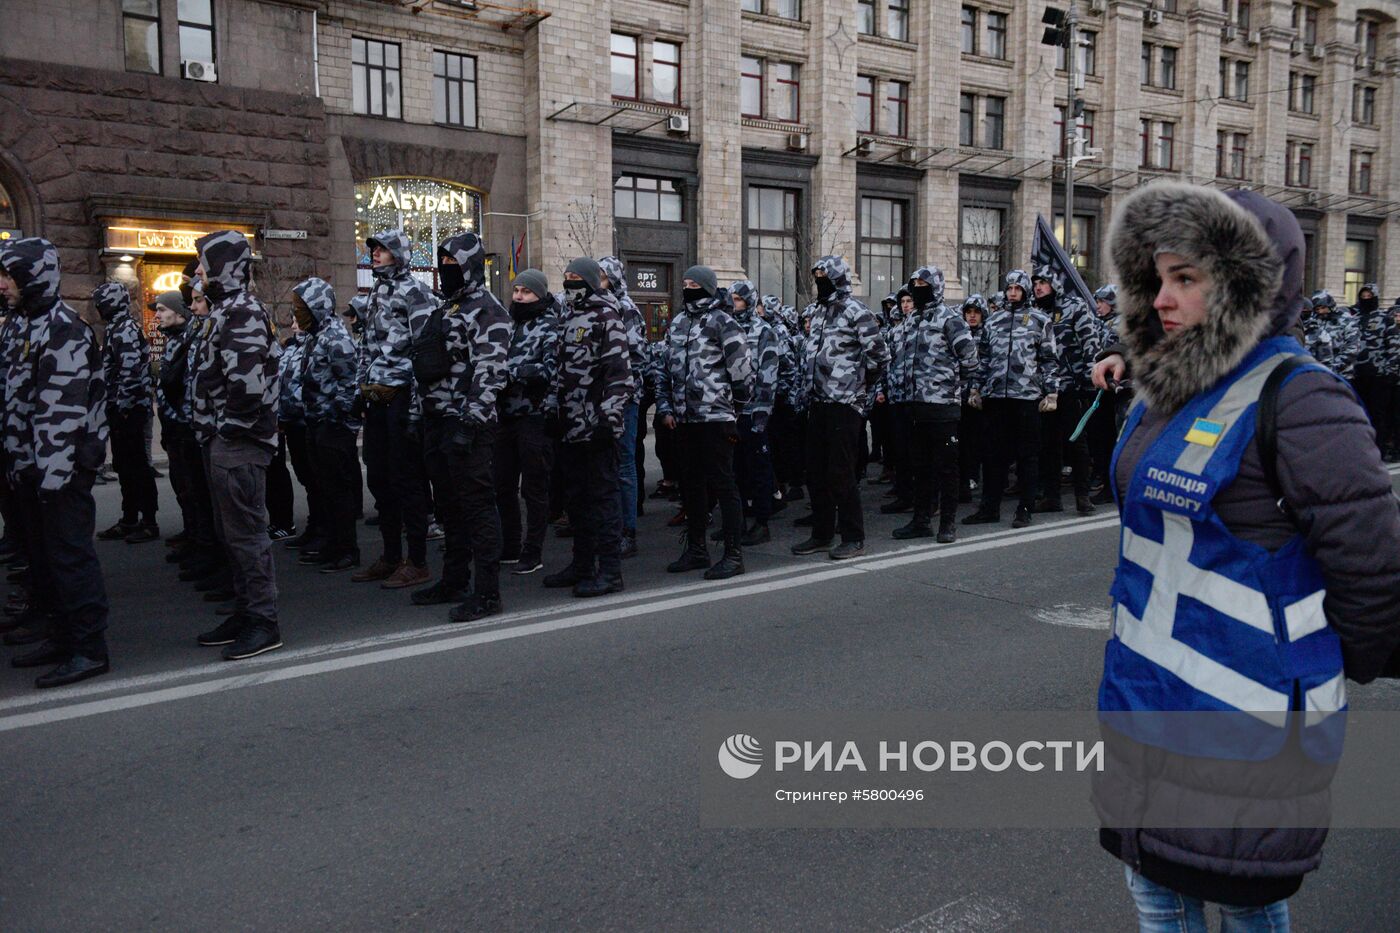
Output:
top-left (815, 277), bottom-right (837, 301)
top-left (439, 264), bottom-right (465, 297)
top-left (1358, 296), bottom-right (1379, 313)
top-left (1034, 291), bottom-right (1055, 310)
top-left (911, 284), bottom-right (934, 306)
top-left (510, 298), bottom-right (544, 323)
top-left (682, 287), bottom-right (709, 305)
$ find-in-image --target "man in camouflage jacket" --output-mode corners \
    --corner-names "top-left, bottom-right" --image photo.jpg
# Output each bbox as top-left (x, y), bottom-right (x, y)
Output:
top-left (0, 238), bottom-right (111, 687)
top-left (965, 269), bottom-right (1059, 528)
top-left (1375, 296), bottom-right (1400, 460)
top-left (792, 255), bottom-right (889, 561)
top-left (272, 322), bottom-right (312, 540)
top-left (728, 280), bottom-right (779, 545)
top-left (190, 230), bottom-right (282, 660)
top-left (353, 230), bottom-right (432, 588)
top-left (93, 281), bottom-right (159, 542)
top-left (151, 291), bottom-right (199, 556)
top-left (543, 257), bottom-right (631, 598)
top-left (1350, 283), bottom-right (1389, 451)
top-left (1031, 264), bottom-right (1100, 516)
top-left (891, 266), bottom-right (977, 542)
top-left (174, 279), bottom-right (222, 578)
top-left (655, 267), bottom-right (753, 579)
top-left (598, 256), bottom-right (647, 557)
top-left (1308, 290), bottom-right (1359, 379)
top-left (495, 269), bottom-right (560, 574)
top-left (410, 233), bottom-right (512, 622)
top-left (1087, 283), bottom-right (1124, 500)
top-left (763, 296), bottom-right (806, 503)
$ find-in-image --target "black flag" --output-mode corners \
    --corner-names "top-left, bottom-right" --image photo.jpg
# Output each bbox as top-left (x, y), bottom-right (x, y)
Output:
top-left (1031, 214), bottom-right (1096, 310)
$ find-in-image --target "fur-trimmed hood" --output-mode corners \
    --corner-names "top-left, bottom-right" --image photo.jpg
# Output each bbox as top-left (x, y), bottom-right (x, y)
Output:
top-left (1108, 183), bottom-right (1299, 413)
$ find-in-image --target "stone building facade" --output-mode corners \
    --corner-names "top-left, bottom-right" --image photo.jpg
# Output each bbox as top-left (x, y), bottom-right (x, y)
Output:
top-left (0, 0), bottom-right (1397, 340)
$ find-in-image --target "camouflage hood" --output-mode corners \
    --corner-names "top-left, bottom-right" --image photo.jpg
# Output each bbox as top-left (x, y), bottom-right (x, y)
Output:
top-left (0, 236), bottom-right (61, 311)
top-left (91, 281), bottom-right (132, 323)
top-left (812, 255), bottom-right (853, 296)
top-left (761, 294), bottom-right (783, 322)
top-left (368, 229), bottom-right (413, 279)
top-left (909, 266), bottom-right (946, 310)
top-left (1004, 269), bottom-right (1032, 307)
top-left (961, 294), bottom-right (989, 316)
top-left (1032, 263), bottom-right (1065, 301)
top-left (598, 255), bottom-right (630, 300)
top-left (729, 280), bottom-right (760, 321)
top-left (437, 232), bottom-right (487, 298)
top-left (194, 230), bottom-right (252, 302)
top-left (293, 277), bottom-right (337, 328)
top-left (1094, 283), bottom-right (1118, 314)
top-left (1310, 290), bottom-right (1337, 313)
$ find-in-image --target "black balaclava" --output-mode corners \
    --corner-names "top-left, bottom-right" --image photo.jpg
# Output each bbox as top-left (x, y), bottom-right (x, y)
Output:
top-left (1032, 279), bottom-right (1055, 310)
top-left (910, 281), bottom-right (934, 308)
top-left (438, 262), bottom-right (465, 298)
top-left (1357, 290), bottom-right (1379, 313)
top-left (682, 264), bottom-right (718, 306)
top-left (815, 277), bottom-right (837, 301)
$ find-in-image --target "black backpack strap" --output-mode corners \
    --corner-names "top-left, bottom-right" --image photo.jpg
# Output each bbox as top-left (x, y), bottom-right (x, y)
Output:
top-left (1256, 355), bottom-right (1309, 525)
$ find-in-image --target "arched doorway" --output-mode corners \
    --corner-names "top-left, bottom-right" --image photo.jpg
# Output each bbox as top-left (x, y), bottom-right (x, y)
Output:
top-left (0, 178), bottom-right (23, 244)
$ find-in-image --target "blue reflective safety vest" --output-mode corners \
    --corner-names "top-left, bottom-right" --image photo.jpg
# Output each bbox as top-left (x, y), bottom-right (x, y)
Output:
top-left (1099, 336), bottom-right (1346, 762)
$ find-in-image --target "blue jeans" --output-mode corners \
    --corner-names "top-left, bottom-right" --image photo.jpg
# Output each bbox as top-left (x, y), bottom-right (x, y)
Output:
top-left (1124, 865), bottom-right (1290, 933)
top-left (616, 402), bottom-right (639, 533)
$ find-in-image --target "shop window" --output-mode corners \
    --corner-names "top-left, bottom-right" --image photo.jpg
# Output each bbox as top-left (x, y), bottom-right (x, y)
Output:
top-left (354, 178), bottom-right (483, 290)
top-left (123, 0), bottom-right (161, 74)
top-left (746, 186), bottom-right (799, 306)
top-left (178, 0), bottom-right (215, 68)
top-left (614, 175), bottom-right (682, 222)
top-left (0, 180), bottom-right (19, 240)
top-left (433, 51), bottom-right (478, 128)
top-left (959, 205), bottom-right (1004, 298)
top-left (352, 37), bottom-right (402, 119)
top-left (858, 197), bottom-right (906, 301)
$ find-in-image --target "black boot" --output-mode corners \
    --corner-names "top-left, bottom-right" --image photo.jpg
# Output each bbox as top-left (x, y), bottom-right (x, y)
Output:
top-left (573, 573), bottom-right (624, 598)
top-left (667, 535), bottom-right (709, 573)
top-left (1076, 495), bottom-right (1097, 515)
top-left (741, 521), bottom-right (770, 546)
top-left (937, 518), bottom-right (957, 544)
top-left (703, 535), bottom-right (745, 580)
top-left (892, 517), bottom-right (933, 539)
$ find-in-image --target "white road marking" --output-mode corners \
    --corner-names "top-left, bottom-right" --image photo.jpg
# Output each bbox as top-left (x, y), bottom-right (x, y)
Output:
top-left (889, 894), bottom-right (1022, 933)
top-left (0, 515), bottom-right (1122, 732)
top-left (1034, 604), bottom-right (1114, 630)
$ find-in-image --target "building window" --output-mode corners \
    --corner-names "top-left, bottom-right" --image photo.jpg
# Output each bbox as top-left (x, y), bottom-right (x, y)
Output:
top-left (122, 0), bottom-right (161, 74)
top-left (1287, 140), bottom-right (1314, 187)
top-left (1052, 214), bottom-right (1094, 279)
top-left (886, 0), bottom-right (910, 41)
top-left (1159, 46), bottom-right (1177, 89)
top-left (1356, 18), bottom-right (1379, 59)
top-left (745, 0), bottom-right (802, 18)
top-left (1292, 3), bottom-right (1318, 45)
top-left (1140, 120), bottom-right (1174, 170)
top-left (858, 197), bottom-right (907, 301)
top-left (1354, 85), bottom-right (1377, 124)
top-left (741, 56), bottom-right (764, 117)
top-left (883, 81), bottom-right (909, 138)
top-left (984, 95), bottom-right (1005, 149)
top-left (959, 206), bottom-right (1004, 298)
top-left (959, 93), bottom-right (976, 146)
top-left (178, 0), bottom-right (215, 67)
top-left (611, 34), bottom-right (639, 100)
top-left (1216, 131), bottom-right (1248, 179)
top-left (1344, 239), bottom-right (1373, 303)
top-left (1062, 31), bottom-right (1096, 75)
top-left (1140, 43), bottom-right (1152, 86)
top-left (961, 6), bottom-right (977, 55)
top-left (433, 51), bottom-right (478, 128)
top-left (742, 0), bottom-right (761, 10)
top-left (857, 0), bottom-right (875, 35)
top-left (614, 175), bottom-right (683, 222)
top-left (772, 62), bottom-right (800, 122)
top-left (1289, 71), bottom-right (1315, 113)
top-left (653, 40), bottom-right (680, 104)
top-left (1221, 59), bottom-right (1250, 100)
top-left (985, 11), bottom-right (1007, 60)
top-left (1350, 150), bottom-right (1374, 195)
top-left (1233, 61), bottom-right (1249, 100)
top-left (747, 186), bottom-right (799, 306)
top-left (352, 38), bottom-right (402, 119)
top-left (856, 75), bottom-right (876, 134)
top-left (1236, 0), bottom-right (1251, 30)
top-left (1302, 232), bottom-right (1317, 294)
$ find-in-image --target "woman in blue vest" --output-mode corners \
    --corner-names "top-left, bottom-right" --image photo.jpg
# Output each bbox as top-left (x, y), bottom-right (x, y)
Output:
top-left (1093, 183), bottom-right (1400, 931)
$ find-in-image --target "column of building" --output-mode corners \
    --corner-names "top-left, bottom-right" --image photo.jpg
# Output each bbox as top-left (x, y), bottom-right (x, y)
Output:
top-left (1009, 0), bottom-right (1053, 269)
top-left (805, 0), bottom-right (859, 275)
top-left (1097, 1), bottom-right (1148, 279)
top-left (1382, 33), bottom-right (1400, 292)
top-left (915, 0), bottom-right (963, 294)
top-left (690, 0), bottom-right (745, 280)
top-left (1314, 26), bottom-right (1359, 290)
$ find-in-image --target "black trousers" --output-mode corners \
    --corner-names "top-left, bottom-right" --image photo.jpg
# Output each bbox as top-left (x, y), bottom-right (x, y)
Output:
top-left (425, 415), bottom-right (500, 596)
top-left (18, 474), bottom-right (109, 658)
top-left (635, 401), bottom-right (649, 508)
top-left (285, 423), bottom-right (322, 534)
top-left (1356, 368), bottom-right (1396, 452)
top-left (109, 407), bottom-right (157, 523)
top-left (735, 415), bottom-right (775, 524)
top-left (959, 402), bottom-right (985, 494)
top-left (653, 411), bottom-right (680, 485)
top-left (890, 403), bottom-right (914, 501)
top-left (1038, 389), bottom-right (1093, 502)
top-left (160, 419), bottom-right (197, 537)
top-left (805, 401), bottom-right (865, 543)
top-left (559, 431), bottom-right (622, 578)
top-left (363, 390), bottom-right (428, 565)
top-left (869, 400), bottom-right (891, 463)
top-left (678, 421), bottom-right (742, 543)
top-left (1086, 391), bottom-right (1119, 485)
top-left (910, 417), bottom-right (961, 525)
top-left (311, 420), bottom-right (361, 561)
top-left (981, 398), bottom-right (1041, 513)
top-left (494, 414), bottom-right (553, 558)
top-left (182, 432), bottom-right (219, 552)
top-left (770, 401), bottom-right (806, 489)
top-left (266, 431), bottom-right (295, 531)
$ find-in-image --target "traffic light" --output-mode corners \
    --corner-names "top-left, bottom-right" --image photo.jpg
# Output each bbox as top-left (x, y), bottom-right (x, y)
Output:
top-left (1041, 7), bottom-right (1071, 47)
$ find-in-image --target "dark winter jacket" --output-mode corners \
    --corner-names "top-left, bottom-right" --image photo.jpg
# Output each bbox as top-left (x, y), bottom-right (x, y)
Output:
top-left (500, 294), bottom-right (562, 419)
top-left (730, 281), bottom-right (779, 428)
top-left (156, 320), bottom-right (193, 426)
top-left (277, 333), bottom-right (308, 426)
top-left (977, 270), bottom-right (1059, 401)
top-left (803, 256), bottom-right (889, 413)
top-left (361, 229), bottom-right (427, 388)
top-left (0, 237), bottom-right (108, 490)
top-left (656, 288), bottom-right (753, 424)
top-left (93, 282), bottom-right (152, 416)
top-left (421, 233), bottom-right (511, 426)
top-left (296, 278), bottom-right (360, 430)
top-left (1098, 182), bottom-right (1400, 900)
top-left (548, 283), bottom-right (631, 442)
top-left (1033, 263), bottom-right (1101, 392)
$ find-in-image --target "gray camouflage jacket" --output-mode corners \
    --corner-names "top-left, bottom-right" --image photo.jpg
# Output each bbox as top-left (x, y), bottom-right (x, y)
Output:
top-left (898, 299), bottom-right (978, 407)
top-left (156, 321), bottom-right (193, 426)
top-left (361, 230), bottom-right (427, 388)
top-left (191, 231), bottom-right (279, 450)
top-left (600, 256), bottom-right (648, 405)
top-left (500, 295), bottom-right (562, 419)
top-left (277, 333), bottom-right (308, 425)
top-left (419, 233), bottom-right (511, 426)
top-left (803, 256), bottom-right (889, 413)
top-left (730, 281), bottom-right (778, 426)
top-left (1033, 264), bottom-right (1101, 392)
top-left (296, 278), bottom-right (361, 430)
top-left (1, 237), bottom-right (108, 490)
top-left (1308, 292), bottom-right (1359, 377)
top-left (93, 282), bottom-right (151, 415)
top-left (548, 288), bottom-right (631, 442)
top-left (977, 270), bottom-right (1060, 401)
top-left (656, 291), bottom-right (753, 424)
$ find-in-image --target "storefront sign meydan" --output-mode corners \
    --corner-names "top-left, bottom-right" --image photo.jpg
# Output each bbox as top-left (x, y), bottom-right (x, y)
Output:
top-left (366, 182), bottom-right (474, 215)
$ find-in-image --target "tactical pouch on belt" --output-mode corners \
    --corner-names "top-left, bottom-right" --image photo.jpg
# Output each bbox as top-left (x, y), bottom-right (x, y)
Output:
top-left (410, 307), bottom-right (452, 388)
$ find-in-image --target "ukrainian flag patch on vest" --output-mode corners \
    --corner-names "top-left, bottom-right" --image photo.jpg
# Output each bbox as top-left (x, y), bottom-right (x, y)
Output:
top-left (1184, 418), bottom-right (1225, 447)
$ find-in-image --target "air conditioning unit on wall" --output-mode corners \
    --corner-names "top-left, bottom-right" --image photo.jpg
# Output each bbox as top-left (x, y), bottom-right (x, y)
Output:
top-left (182, 59), bottom-right (217, 82)
top-left (1144, 10), bottom-right (1162, 27)
top-left (786, 132), bottom-right (809, 152)
top-left (1308, 44), bottom-right (1325, 61)
top-left (666, 114), bottom-right (689, 135)
top-left (1221, 24), bottom-right (1237, 42)
top-left (1088, 0), bottom-right (1106, 14)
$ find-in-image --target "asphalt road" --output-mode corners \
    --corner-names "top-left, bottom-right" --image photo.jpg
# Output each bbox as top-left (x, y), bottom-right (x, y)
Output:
top-left (3, 464), bottom-right (1399, 931)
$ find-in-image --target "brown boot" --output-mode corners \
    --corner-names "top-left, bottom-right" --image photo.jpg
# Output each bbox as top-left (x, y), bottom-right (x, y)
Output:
top-left (381, 560), bottom-right (431, 590)
top-left (351, 556), bottom-right (397, 583)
